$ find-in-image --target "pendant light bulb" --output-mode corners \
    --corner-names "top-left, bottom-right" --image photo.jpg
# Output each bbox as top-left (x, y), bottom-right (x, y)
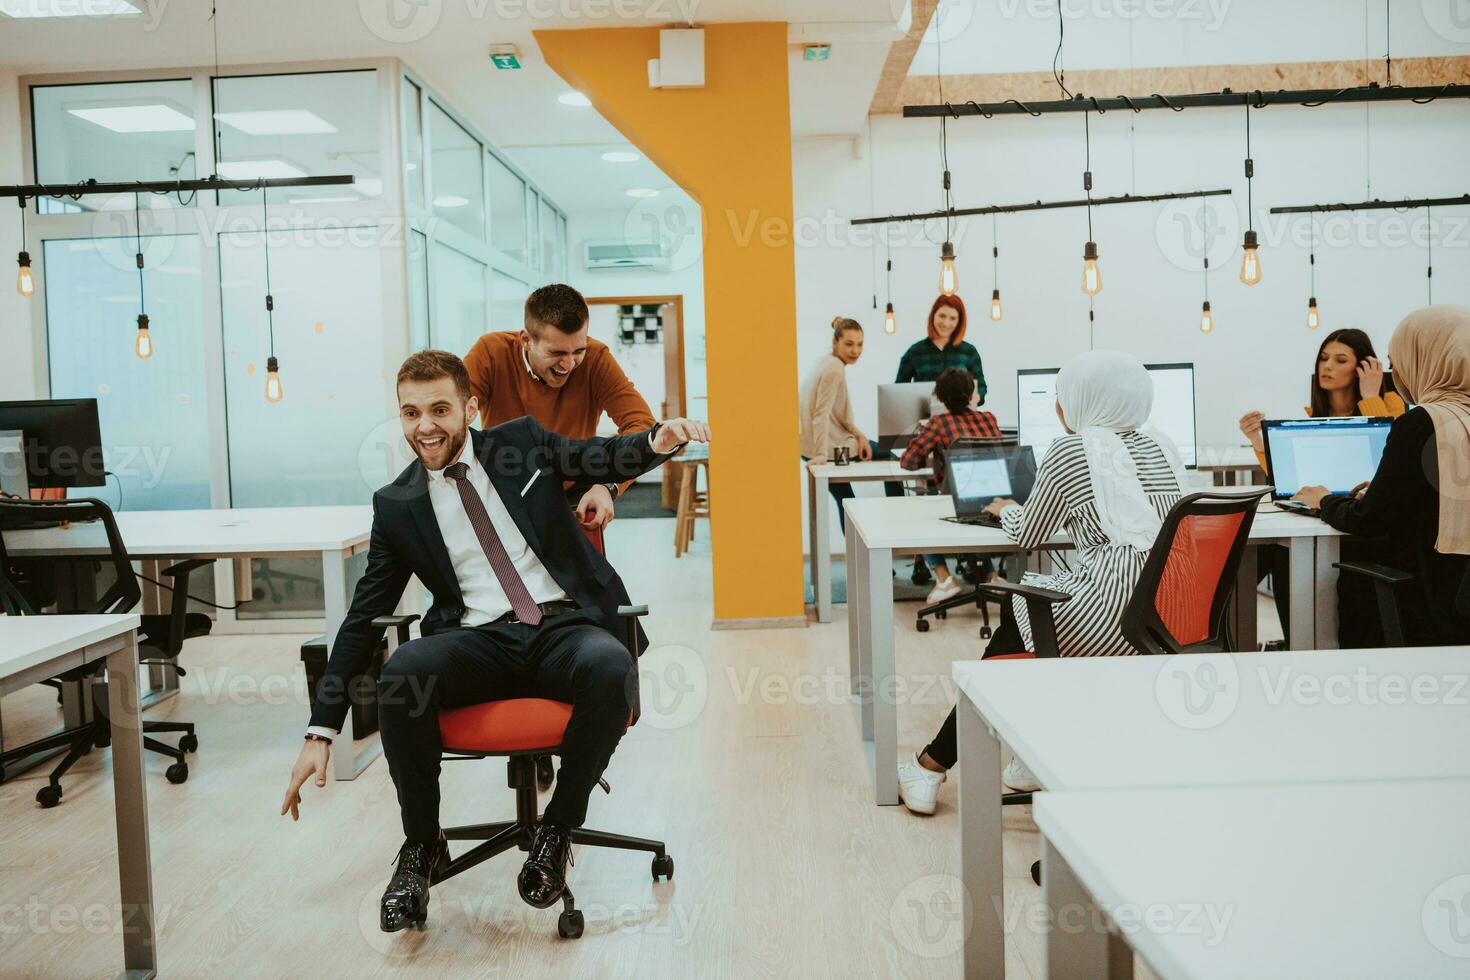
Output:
top-left (1239, 230), bottom-right (1262, 286)
top-left (16, 250), bottom-right (34, 297)
top-left (134, 313), bottom-right (153, 360)
top-left (1307, 296), bottom-right (1320, 331)
top-left (1080, 241), bottom-right (1102, 296)
top-left (883, 302), bottom-right (897, 335)
top-left (264, 355), bottom-right (284, 403)
top-left (989, 288), bottom-right (1003, 322)
top-left (938, 241), bottom-right (958, 297)
top-left (1199, 301), bottom-right (1213, 335)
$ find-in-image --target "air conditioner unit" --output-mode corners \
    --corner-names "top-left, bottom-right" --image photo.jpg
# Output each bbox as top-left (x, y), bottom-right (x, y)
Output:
top-left (583, 239), bottom-right (670, 271)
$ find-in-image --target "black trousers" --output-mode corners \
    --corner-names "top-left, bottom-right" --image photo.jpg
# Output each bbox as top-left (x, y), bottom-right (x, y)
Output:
top-left (376, 609), bottom-right (636, 843)
top-left (922, 602), bottom-right (1025, 770)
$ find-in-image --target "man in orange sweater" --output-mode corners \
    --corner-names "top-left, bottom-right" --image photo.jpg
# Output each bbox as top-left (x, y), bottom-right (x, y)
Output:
top-left (463, 283), bottom-right (656, 531)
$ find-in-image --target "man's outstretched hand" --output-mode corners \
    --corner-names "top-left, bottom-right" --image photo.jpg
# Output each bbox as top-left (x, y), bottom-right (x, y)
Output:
top-left (651, 418), bottom-right (712, 455)
top-left (281, 738), bottom-right (331, 821)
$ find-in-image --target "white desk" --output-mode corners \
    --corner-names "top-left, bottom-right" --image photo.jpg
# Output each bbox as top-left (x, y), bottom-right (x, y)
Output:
top-left (1034, 780), bottom-right (1470, 979)
top-left (7, 506), bottom-right (376, 780)
top-left (846, 493), bottom-right (1345, 804)
top-left (0, 614), bottom-right (154, 979)
top-left (805, 459), bottom-right (931, 622)
top-left (953, 647), bottom-right (1470, 979)
top-left (1195, 445), bottom-right (1264, 486)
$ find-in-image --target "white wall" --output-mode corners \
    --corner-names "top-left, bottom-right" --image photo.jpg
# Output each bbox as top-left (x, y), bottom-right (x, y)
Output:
top-left (0, 70), bottom-right (36, 400)
top-left (794, 102), bottom-right (1470, 453)
top-left (566, 205), bottom-right (708, 423)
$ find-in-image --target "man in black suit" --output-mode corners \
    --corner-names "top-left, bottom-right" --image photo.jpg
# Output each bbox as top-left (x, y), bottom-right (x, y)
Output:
top-left (280, 349), bottom-right (709, 932)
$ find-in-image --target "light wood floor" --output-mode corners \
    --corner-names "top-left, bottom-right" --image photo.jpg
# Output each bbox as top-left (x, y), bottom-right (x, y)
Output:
top-left (0, 519), bottom-right (1242, 978)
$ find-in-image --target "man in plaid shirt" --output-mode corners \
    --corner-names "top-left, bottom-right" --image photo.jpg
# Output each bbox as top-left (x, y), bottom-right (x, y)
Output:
top-left (900, 368), bottom-right (1001, 485)
top-left (900, 368), bottom-right (1002, 603)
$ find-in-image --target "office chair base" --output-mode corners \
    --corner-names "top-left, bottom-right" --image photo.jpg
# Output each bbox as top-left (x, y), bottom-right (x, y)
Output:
top-left (435, 754), bottom-right (673, 938)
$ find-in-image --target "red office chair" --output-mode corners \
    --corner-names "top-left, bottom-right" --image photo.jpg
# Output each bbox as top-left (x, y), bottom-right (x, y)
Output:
top-left (963, 490), bottom-right (1266, 882)
top-left (370, 524), bottom-right (670, 940)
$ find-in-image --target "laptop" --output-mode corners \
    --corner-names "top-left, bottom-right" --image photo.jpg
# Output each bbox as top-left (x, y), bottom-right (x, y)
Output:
top-left (1261, 416), bottom-right (1392, 515)
top-left (941, 443), bottom-right (1037, 528)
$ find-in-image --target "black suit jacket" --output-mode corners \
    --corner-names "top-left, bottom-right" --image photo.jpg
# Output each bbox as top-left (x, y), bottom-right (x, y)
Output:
top-left (308, 416), bottom-right (673, 731)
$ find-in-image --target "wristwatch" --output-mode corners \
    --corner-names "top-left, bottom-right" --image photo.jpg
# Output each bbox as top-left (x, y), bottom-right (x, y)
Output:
top-left (603, 482), bottom-right (621, 500)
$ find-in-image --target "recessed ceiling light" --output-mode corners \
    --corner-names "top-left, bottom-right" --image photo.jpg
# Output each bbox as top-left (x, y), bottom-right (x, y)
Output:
top-left (214, 110), bottom-right (338, 136)
top-left (218, 159), bottom-right (308, 180)
top-left (0, 0), bottom-right (139, 17)
top-left (558, 91), bottom-right (592, 107)
top-left (405, 162), bottom-right (418, 172)
top-left (67, 104), bottom-right (194, 133)
top-left (626, 188), bottom-right (659, 199)
top-left (601, 150), bottom-right (640, 163)
top-left (433, 194), bottom-right (469, 208)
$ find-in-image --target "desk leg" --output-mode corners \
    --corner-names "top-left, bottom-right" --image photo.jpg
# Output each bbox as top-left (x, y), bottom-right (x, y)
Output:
top-left (958, 691), bottom-right (1005, 979)
top-left (867, 545), bottom-right (897, 805)
top-left (807, 468), bottom-right (818, 613)
top-left (814, 474), bottom-right (832, 623)
top-left (1314, 535), bottom-right (1340, 649)
top-left (846, 517), bottom-right (861, 698)
top-left (1041, 837), bottom-right (1133, 980)
top-left (854, 535), bottom-right (873, 739)
top-left (1232, 545), bottom-right (1258, 652)
top-left (325, 548), bottom-right (381, 781)
top-left (105, 632), bottom-right (157, 980)
top-left (1287, 537), bottom-right (1315, 650)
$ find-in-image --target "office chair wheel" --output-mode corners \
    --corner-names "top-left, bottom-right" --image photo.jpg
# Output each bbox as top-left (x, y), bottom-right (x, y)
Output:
top-left (1030, 861), bottom-right (1041, 886)
top-left (94, 729), bottom-right (111, 749)
top-left (916, 619), bottom-right (930, 633)
top-left (165, 762), bottom-right (189, 784)
top-left (178, 733), bottom-right (199, 754)
top-left (980, 627), bottom-right (992, 640)
top-left (651, 854), bottom-right (675, 881)
top-left (557, 909), bottom-right (584, 939)
top-left (936, 610), bottom-right (947, 620)
top-left (36, 785), bottom-right (62, 808)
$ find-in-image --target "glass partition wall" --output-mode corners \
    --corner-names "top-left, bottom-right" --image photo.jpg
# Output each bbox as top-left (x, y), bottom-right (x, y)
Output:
top-left (20, 60), bottom-right (567, 629)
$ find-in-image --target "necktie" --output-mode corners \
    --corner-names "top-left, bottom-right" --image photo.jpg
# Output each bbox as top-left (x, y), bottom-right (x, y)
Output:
top-left (444, 461), bottom-right (542, 626)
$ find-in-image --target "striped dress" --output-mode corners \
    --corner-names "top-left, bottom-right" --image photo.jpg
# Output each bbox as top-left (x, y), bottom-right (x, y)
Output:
top-left (999, 431), bottom-right (1184, 656)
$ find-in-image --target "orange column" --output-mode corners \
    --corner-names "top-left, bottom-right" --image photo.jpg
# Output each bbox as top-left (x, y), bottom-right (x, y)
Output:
top-left (537, 23), bottom-right (803, 624)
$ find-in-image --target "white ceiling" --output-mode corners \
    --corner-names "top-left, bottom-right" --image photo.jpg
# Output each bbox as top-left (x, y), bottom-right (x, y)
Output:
top-left (0, 0), bottom-right (905, 212)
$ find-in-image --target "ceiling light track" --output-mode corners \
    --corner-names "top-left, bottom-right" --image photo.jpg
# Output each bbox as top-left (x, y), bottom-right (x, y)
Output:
top-left (0, 174), bottom-right (356, 202)
top-left (851, 187), bottom-right (1232, 227)
top-left (1268, 193), bottom-right (1470, 214)
top-left (902, 83), bottom-right (1470, 118)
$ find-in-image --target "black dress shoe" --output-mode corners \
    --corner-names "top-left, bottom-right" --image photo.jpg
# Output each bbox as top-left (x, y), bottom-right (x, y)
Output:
top-left (534, 754), bottom-right (555, 791)
top-left (381, 834), bottom-right (450, 933)
top-left (910, 560), bottom-right (933, 586)
top-left (517, 822), bottom-right (573, 909)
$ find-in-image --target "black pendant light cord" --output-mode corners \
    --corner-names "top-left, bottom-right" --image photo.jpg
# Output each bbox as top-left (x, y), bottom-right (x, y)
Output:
top-left (262, 187), bottom-right (275, 356)
top-left (17, 195), bottom-right (26, 251)
top-left (133, 192), bottom-right (145, 313)
top-left (1426, 205), bottom-right (1433, 303)
top-left (1202, 195), bottom-right (1210, 302)
top-left (1052, 0), bottom-right (1071, 99)
top-left (1243, 103), bottom-right (1254, 232)
top-left (1309, 215), bottom-right (1317, 293)
top-left (991, 212), bottom-right (999, 280)
top-left (1384, 0), bottom-right (1392, 86)
top-left (1084, 109), bottom-right (1094, 239)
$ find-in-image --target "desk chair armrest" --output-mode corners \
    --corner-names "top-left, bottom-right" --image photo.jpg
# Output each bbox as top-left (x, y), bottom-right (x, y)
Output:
top-left (372, 613), bottom-right (421, 654)
top-left (1333, 561), bottom-right (1414, 647)
top-left (974, 581), bottom-right (1072, 658)
top-left (159, 558), bottom-right (213, 579)
top-left (616, 605), bottom-right (648, 661)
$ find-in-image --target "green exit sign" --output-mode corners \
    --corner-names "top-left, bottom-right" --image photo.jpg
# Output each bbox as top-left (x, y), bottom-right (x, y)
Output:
top-left (803, 45), bottom-right (831, 62)
top-left (491, 53), bottom-right (522, 70)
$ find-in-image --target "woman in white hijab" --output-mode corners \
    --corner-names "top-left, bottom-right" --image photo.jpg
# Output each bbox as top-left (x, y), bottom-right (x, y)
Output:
top-left (1294, 305), bottom-right (1470, 646)
top-left (897, 350), bottom-right (1189, 815)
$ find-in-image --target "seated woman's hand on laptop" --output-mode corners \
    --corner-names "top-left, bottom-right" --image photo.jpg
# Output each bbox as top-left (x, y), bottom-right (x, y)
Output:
top-left (1292, 486), bottom-right (1330, 510)
top-left (983, 497), bottom-right (1018, 517)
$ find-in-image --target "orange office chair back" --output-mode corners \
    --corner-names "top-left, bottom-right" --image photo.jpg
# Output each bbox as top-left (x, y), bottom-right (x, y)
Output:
top-left (1122, 490), bottom-right (1268, 655)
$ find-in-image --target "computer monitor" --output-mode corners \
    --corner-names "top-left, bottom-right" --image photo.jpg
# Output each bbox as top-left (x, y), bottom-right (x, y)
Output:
top-left (876, 382), bottom-right (934, 451)
top-left (943, 443), bottom-right (1037, 517)
top-left (1261, 416), bottom-right (1392, 498)
top-left (1016, 362), bottom-right (1198, 467)
top-left (0, 399), bottom-right (106, 491)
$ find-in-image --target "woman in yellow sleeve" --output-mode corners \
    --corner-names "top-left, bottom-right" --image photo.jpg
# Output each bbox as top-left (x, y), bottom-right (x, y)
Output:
top-left (1239, 328), bottom-right (1406, 470)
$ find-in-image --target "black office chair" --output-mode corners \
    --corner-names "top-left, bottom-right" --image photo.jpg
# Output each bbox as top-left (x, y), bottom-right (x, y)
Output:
top-left (1333, 561), bottom-right (1470, 647)
top-left (0, 497), bottom-right (207, 806)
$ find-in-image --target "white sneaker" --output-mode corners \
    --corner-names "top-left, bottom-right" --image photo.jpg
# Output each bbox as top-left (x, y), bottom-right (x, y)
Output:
top-left (1002, 757), bottom-right (1040, 793)
top-left (925, 577), bottom-right (964, 605)
top-left (897, 753), bottom-right (946, 815)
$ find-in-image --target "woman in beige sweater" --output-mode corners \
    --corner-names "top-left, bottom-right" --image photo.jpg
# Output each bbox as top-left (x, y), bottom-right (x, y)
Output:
top-left (802, 317), bottom-right (895, 532)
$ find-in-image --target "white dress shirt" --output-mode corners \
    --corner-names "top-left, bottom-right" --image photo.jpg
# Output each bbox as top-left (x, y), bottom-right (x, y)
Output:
top-left (306, 437), bottom-right (570, 741)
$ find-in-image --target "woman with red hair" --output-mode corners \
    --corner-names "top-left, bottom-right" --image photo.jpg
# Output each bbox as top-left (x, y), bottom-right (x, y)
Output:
top-left (894, 294), bottom-right (987, 401)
